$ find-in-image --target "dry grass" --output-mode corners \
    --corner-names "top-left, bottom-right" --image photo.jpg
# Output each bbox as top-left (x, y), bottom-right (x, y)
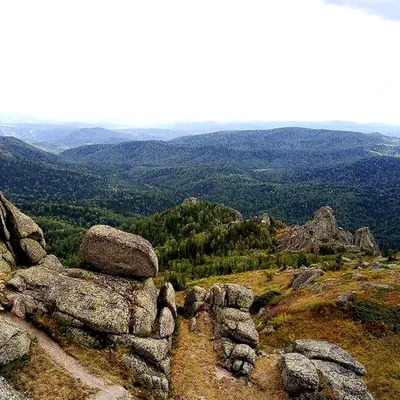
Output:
top-left (170, 312), bottom-right (286, 400)
top-left (2, 343), bottom-right (95, 400)
top-left (64, 344), bottom-right (155, 399)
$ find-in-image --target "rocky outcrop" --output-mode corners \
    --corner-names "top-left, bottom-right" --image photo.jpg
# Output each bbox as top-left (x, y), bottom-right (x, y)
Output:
top-left (0, 192), bottom-right (46, 268)
top-left (280, 340), bottom-right (373, 399)
top-left (185, 283), bottom-right (258, 377)
top-left (0, 377), bottom-right (27, 400)
top-left (354, 227), bottom-right (380, 255)
top-left (291, 269), bottom-right (325, 290)
top-left (78, 225), bottom-right (158, 278)
top-left (276, 206), bottom-right (379, 255)
top-left (0, 196), bottom-right (176, 399)
top-left (0, 316), bottom-right (31, 366)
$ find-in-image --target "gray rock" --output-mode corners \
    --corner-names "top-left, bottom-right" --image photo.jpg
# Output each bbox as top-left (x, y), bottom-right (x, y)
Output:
top-left (289, 339), bottom-right (366, 376)
top-left (0, 377), bottom-right (27, 400)
top-left (189, 317), bottom-right (197, 332)
top-left (0, 193), bottom-right (45, 244)
top-left (78, 225), bottom-right (158, 278)
top-left (0, 316), bottom-right (31, 366)
top-left (158, 282), bottom-right (177, 318)
top-left (208, 284), bottom-right (226, 307)
top-left (7, 267), bottom-right (131, 334)
top-left (38, 254), bottom-right (65, 271)
top-left (230, 343), bottom-right (256, 364)
top-left (354, 227), bottom-right (380, 255)
top-left (279, 353), bottom-right (320, 394)
top-left (225, 284), bottom-right (254, 309)
top-left (131, 337), bottom-right (169, 363)
top-left (214, 307), bottom-right (259, 347)
top-left (184, 286), bottom-right (207, 305)
top-left (122, 353), bottom-right (169, 399)
top-left (0, 259), bottom-right (11, 275)
top-left (158, 307), bottom-right (175, 338)
top-left (292, 269), bottom-right (325, 290)
top-left (371, 262), bottom-right (382, 271)
top-left (312, 360), bottom-right (373, 400)
top-left (337, 291), bottom-right (356, 303)
top-left (361, 283), bottom-right (391, 290)
top-left (20, 238), bottom-right (46, 264)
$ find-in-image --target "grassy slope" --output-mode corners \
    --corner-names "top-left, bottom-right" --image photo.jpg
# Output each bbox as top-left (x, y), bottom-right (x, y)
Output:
top-left (182, 265), bottom-right (400, 400)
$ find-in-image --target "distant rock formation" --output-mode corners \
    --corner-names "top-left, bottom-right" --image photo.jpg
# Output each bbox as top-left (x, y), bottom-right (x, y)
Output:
top-left (280, 339), bottom-right (373, 399)
top-left (276, 206), bottom-right (379, 255)
top-left (0, 195), bottom-right (176, 399)
top-left (185, 283), bottom-right (258, 377)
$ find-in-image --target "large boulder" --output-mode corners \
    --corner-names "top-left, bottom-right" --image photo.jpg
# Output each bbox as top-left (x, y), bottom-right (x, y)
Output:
top-left (280, 339), bottom-right (373, 400)
top-left (78, 225), bottom-right (158, 278)
top-left (354, 227), bottom-right (380, 255)
top-left (291, 269), bottom-right (325, 290)
top-left (0, 316), bottom-right (31, 366)
top-left (289, 339), bottom-right (366, 376)
top-left (279, 353), bottom-right (320, 394)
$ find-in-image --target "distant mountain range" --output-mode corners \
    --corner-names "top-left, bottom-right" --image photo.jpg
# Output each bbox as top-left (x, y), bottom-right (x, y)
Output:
top-left (1, 127), bottom-right (400, 250)
top-left (1, 119), bottom-right (400, 153)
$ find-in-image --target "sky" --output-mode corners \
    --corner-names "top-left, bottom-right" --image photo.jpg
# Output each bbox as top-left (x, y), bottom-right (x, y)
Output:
top-left (0, 0), bottom-right (399, 126)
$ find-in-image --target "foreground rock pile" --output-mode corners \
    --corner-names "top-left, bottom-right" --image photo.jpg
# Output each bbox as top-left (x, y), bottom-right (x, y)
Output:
top-left (280, 339), bottom-right (373, 399)
top-left (277, 206), bottom-right (379, 255)
top-left (0, 193), bottom-right (177, 399)
top-left (0, 317), bottom-right (31, 399)
top-left (185, 283), bottom-right (259, 377)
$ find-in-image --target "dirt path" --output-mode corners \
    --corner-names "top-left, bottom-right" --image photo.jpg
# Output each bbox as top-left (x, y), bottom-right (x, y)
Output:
top-left (170, 312), bottom-right (286, 400)
top-left (3, 313), bottom-right (132, 400)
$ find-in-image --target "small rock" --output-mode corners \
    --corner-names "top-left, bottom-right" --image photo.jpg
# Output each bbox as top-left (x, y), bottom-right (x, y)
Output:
top-left (189, 317), bottom-right (197, 332)
top-left (337, 291), bottom-right (356, 303)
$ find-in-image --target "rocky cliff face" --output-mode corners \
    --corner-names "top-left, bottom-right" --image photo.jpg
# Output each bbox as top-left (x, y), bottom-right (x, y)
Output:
top-left (0, 193), bottom-right (176, 399)
top-left (276, 206), bottom-right (380, 255)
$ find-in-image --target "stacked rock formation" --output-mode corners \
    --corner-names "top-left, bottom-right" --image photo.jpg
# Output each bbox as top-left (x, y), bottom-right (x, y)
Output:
top-left (0, 192), bottom-right (47, 274)
top-left (185, 283), bottom-right (259, 377)
top-left (280, 339), bottom-right (373, 399)
top-left (0, 195), bottom-right (177, 399)
top-left (276, 206), bottom-right (379, 255)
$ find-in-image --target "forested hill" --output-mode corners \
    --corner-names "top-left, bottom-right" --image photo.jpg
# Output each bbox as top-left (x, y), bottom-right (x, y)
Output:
top-left (2, 128), bottom-right (400, 251)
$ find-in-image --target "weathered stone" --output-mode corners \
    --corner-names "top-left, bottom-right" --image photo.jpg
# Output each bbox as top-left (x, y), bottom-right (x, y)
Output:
top-left (20, 238), bottom-right (46, 264)
top-left (0, 193), bottom-right (45, 243)
top-left (231, 343), bottom-right (256, 363)
top-left (122, 353), bottom-right (169, 399)
top-left (292, 269), bottom-right (324, 290)
top-left (78, 225), bottom-right (158, 278)
top-left (208, 284), bottom-right (226, 307)
top-left (189, 317), bottom-right (197, 332)
top-left (215, 307), bottom-right (259, 347)
top-left (0, 316), bottom-right (31, 366)
top-left (361, 282), bottom-right (391, 290)
top-left (65, 327), bottom-right (101, 348)
top-left (337, 291), bottom-right (356, 303)
top-left (158, 307), bottom-right (175, 338)
top-left (186, 301), bottom-right (206, 317)
top-left (312, 360), bottom-right (373, 400)
top-left (7, 267), bottom-right (131, 334)
top-left (354, 227), bottom-right (380, 255)
top-left (0, 259), bottom-right (11, 275)
top-left (185, 286), bottom-right (207, 305)
top-left (0, 377), bottom-right (27, 400)
top-left (289, 339), bottom-right (366, 376)
top-left (131, 337), bottom-right (169, 363)
top-left (279, 353), bottom-right (320, 394)
top-left (38, 254), bottom-right (65, 271)
top-left (225, 284), bottom-right (254, 309)
top-left (304, 206), bottom-right (340, 241)
top-left (158, 283), bottom-right (177, 318)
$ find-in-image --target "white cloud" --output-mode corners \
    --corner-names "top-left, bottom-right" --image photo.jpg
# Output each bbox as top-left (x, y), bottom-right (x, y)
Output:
top-left (0, 0), bottom-right (399, 125)
top-left (322, 0), bottom-right (400, 21)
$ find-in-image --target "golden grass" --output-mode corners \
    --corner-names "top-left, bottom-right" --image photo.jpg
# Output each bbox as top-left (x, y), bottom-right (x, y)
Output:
top-left (64, 344), bottom-right (154, 400)
top-left (170, 312), bottom-right (286, 400)
top-left (3, 343), bottom-right (95, 400)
